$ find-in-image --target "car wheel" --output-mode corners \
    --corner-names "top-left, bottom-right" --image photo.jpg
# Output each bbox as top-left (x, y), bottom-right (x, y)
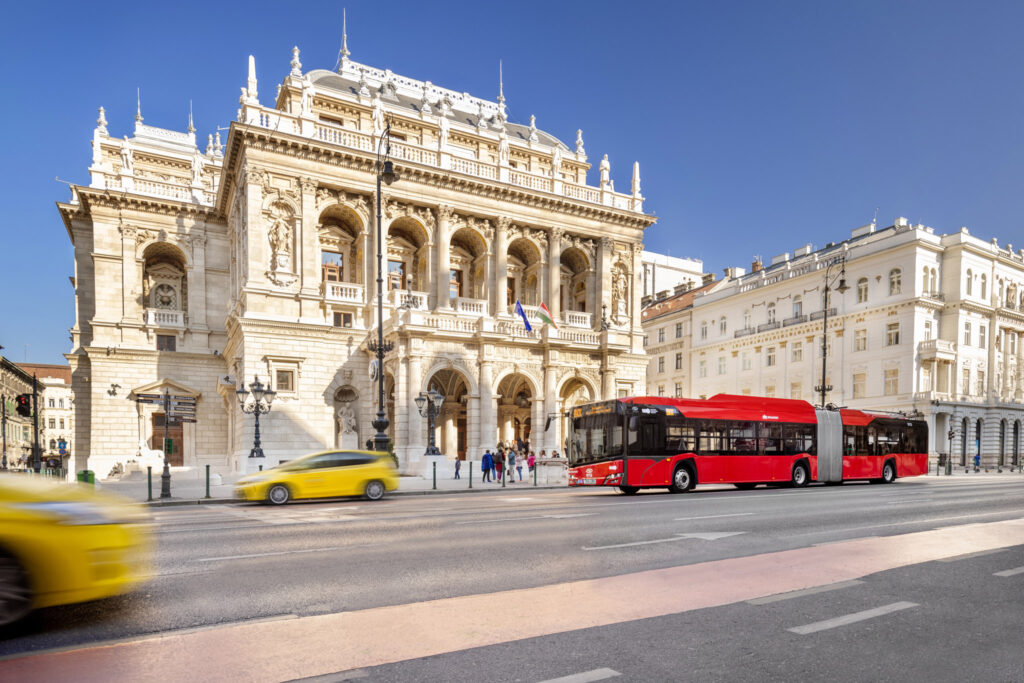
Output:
top-left (267, 484), bottom-right (291, 505)
top-left (734, 482), bottom-right (757, 490)
top-left (0, 549), bottom-right (32, 627)
top-left (618, 486), bottom-right (639, 495)
top-left (881, 461), bottom-right (897, 484)
top-left (669, 465), bottom-right (694, 493)
top-left (364, 480), bottom-right (386, 501)
top-left (791, 462), bottom-right (809, 488)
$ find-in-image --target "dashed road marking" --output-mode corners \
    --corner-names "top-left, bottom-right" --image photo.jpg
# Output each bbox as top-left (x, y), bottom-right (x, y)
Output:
top-left (196, 545), bottom-right (367, 563)
top-left (747, 579), bottom-right (865, 605)
top-left (583, 531), bottom-right (744, 550)
top-left (674, 512), bottom-right (753, 521)
top-left (536, 668), bottom-right (621, 683)
top-left (787, 601), bottom-right (918, 635)
top-left (993, 565), bottom-right (1024, 577)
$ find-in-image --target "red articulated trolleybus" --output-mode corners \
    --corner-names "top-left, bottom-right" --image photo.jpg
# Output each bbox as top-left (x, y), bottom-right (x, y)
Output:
top-left (567, 394), bottom-right (928, 494)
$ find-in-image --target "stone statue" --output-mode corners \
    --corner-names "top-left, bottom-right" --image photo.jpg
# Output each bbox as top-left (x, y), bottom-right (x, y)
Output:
top-left (599, 154), bottom-right (610, 187)
top-left (268, 215), bottom-right (292, 270)
top-left (437, 111), bottom-right (449, 150)
top-left (192, 151), bottom-right (203, 185)
top-left (613, 268), bottom-right (628, 319)
top-left (498, 128), bottom-right (510, 165)
top-left (121, 136), bottom-right (134, 175)
top-left (528, 114), bottom-right (539, 143)
top-left (551, 145), bottom-right (562, 177)
top-left (300, 75), bottom-right (313, 116)
top-left (338, 402), bottom-right (357, 434)
top-left (372, 92), bottom-right (384, 135)
top-left (575, 129), bottom-right (585, 156)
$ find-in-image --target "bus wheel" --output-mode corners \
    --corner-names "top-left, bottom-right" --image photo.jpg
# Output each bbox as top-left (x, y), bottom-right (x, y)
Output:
top-left (670, 465), bottom-right (694, 493)
top-left (734, 482), bottom-right (757, 490)
top-left (790, 463), bottom-right (809, 488)
top-left (619, 486), bottom-right (639, 495)
top-left (881, 461), bottom-right (896, 484)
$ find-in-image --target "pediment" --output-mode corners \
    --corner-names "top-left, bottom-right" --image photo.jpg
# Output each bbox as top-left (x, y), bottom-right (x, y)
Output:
top-left (129, 378), bottom-right (202, 400)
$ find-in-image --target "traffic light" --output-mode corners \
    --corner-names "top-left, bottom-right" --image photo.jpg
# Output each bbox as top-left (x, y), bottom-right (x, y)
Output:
top-left (15, 394), bottom-right (31, 417)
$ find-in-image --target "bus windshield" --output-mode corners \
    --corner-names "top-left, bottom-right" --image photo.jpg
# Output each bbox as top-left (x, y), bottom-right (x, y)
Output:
top-left (568, 403), bottom-right (624, 466)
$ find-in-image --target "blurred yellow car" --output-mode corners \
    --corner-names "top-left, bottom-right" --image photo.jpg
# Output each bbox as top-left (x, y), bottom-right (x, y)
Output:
top-left (235, 450), bottom-right (400, 504)
top-left (0, 473), bottom-right (151, 626)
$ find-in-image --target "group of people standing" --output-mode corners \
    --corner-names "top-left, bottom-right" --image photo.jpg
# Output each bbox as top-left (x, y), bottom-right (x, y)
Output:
top-left (480, 440), bottom-right (539, 484)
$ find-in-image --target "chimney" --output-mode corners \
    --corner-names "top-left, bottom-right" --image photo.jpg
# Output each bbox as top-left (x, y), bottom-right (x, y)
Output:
top-left (751, 258), bottom-right (763, 273)
top-left (702, 273), bottom-right (716, 285)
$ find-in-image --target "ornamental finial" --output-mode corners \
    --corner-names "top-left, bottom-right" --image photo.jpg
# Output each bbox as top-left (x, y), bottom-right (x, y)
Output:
top-left (135, 88), bottom-right (143, 123)
top-left (96, 106), bottom-right (108, 134)
top-left (337, 8), bottom-right (350, 72)
top-left (187, 100), bottom-right (195, 134)
top-left (290, 47), bottom-right (302, 78)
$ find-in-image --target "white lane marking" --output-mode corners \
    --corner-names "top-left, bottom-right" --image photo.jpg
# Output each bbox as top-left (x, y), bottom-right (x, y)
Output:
top-left (458, 513), bottom-right (596, 525)
top-left (747, 579), bottom-right (865, 605)
top-left (885, 499), bottom-right (934, 505)
top-left (787, 601), bottom-right (918, 635)
top-left (584, 531), bottom-right (744, 550)
top-left (196, 545), bottom-right (364, 562)
top-left (507, 497), bottom-right (535, 502)
top-left (994, 565), bottom-right (1024, 577)
top-left (938, 548), bottom-right (1008, 562)
top-left (536, 667), bottom-right (622, 683)
top-left (674, 512), bottom-right (754, 521)
top-left (782, 511), bottom-right (1020, 537)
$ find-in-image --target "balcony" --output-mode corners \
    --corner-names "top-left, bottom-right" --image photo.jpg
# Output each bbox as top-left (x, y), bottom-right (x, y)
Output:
top-left (921, 291), bottom-right (945, 302)
top-left (453, 297), bottom-right (488, 316)
top-left (145, 309), bottom-right (185, 328)
top-left (809, 308), bottom-right (837, 321)
top-left (324, 282), bottom-right (364, 304)
top-left (783, 314), bottom-right (808, 327)
top-left (508, 303), bottom-right (542, 321)
top-left (917, 338), bottom-right (956, 361)
top-left (389, 289), bottom-right (429, 310)
top-left (757, 321), bottom-right (780, 333)
top-left (734, 328), bottom-right (755, 339)
top-left (563, 310), bottom-right (593, 328)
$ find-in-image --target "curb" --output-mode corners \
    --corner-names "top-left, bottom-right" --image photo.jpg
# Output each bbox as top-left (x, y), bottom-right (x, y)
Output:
top-left (142, 483), bottom-right (568, 506)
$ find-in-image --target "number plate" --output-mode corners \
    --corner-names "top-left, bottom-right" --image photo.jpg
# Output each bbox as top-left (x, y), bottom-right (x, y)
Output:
top-left (578, 478), bottom-right (596, 485)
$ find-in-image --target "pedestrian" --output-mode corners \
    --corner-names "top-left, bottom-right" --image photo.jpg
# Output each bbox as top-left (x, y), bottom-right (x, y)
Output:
top-left (551, 449), bottom-right (560, 458)
top-left (495, 452), bottom-right (503, 483)
top-left (454, 457), bottom-right (461, 479)
top-left (517, 452), bottom-right (525, 481)
top-left (482, 450), bottom-right (493, 482)
top-left (527, 451), bottom-right (536, 473)
top-left (507, 450), bottom-right (517, 483)
top-left (973, 452), bottom-right (981, 470)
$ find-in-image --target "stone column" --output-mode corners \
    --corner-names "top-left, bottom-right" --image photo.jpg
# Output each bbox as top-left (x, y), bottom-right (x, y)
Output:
top-left (986, 313), bottom-right (998, 401)
top-left (630, 243), bottom-right (644, 333)
top-left (187, 234), bottom-right (208, 331)
top-left (436, 205), bottom-right (454, 309)
top-left (120, 226), bottom-right (140, 325)
top-left (244, 168), bottom-right (267, 287)
top-left (597, 236), bottom-right (614, 324)
top-left (602, 361), bottom-right (618, 401)
top-left (493, 217), bottom-right (510, 316)
top-left (548, 228), bottom-right (563, 321)
top-left (543, 362), bottom-right (557, 453)
top-left (298, 178), bottom-right (320, 311)
top-left (479, 360), bottom-right (495, 451)
top-left (1017, 332), bottom-right (1024, 399)
top-left (407, 354), bottom-right (424, 467)
top-left (1002, 328), bottom-right (1012, 400)
top-left (393, 349), bottom-right (409, 467)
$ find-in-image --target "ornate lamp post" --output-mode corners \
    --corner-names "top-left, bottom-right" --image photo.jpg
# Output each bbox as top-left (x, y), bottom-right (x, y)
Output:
top-left (414, 389), bottom-right (445, 456)
top-left (368, 118), bottom-right (399, 452)
top-left (236, 376), bottom-right (276, 459)
top-left (814, 255), bottom-right (849, 408)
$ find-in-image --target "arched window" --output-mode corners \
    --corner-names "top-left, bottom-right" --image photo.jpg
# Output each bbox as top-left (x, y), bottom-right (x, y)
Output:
top-left (930, 268), bottom-right (938, 293)
top-left (961, 417), bottom-right (969, 466)
top-left (1014, 421), bottom-right (1021, 467)
top-left (1000, 420), bottom-right (1007, 467)
top-left (743, 310), bottom-right (751, 329)
top-left (975, 419), bottom-right (983, 464)
top-left (889, 268), bottom-right (902, 295)
top-left (767, 302), bottom-right (776, 323)
top-left (922, 266), bottom-right (929, 295)
top-left (719, 316), bottom-right (727, 334)
top-left (793, 295), bottom-right (803, 317)
top-left (981, 274), bottom-right (988, 301)
top-left (49, 439), bottom-right (56, 451)
top-left (700, 321), bottom-right (708, 340)
top-left (966, 269), bottom-right (973, 296)
top-left (856, 277), bottom-right (868, 303)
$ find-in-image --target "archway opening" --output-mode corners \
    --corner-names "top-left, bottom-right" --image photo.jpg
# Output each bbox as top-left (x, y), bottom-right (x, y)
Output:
top-left (319, 205), bottom-right (363, 285)
top-left (506, 238), bottom-right (542, 308)
top-left (387, 217), bottom-right (429, 295)
top-left (449, 227), bottom-right (488, 304)
top-left (497, 373), bottom-right (535, 448)
top-left (425, 369), bottom-right (471, 460)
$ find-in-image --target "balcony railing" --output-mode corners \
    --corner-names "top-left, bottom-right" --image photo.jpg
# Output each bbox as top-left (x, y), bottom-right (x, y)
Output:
top-left (917, 339), bottom-right (956, 359)
top-left (809, 308), bottom-right (837, 321)
top-left (757, 321), bottom-right (780, 332)
top-left (734, 328), bottom-right (754, 338)
top-left (453, 297), bottom-right (487, 315)
top-left (145, 309), bottom-right (185, 328)
top-left (508, 303), bottom-right (542, 321)
top-left (563, 310), bottom-right (592, 328)
top-left (390, 289), bottom-right (429, 310)
top-left (921, 291), bottom-right (945, 302)
top-left (783, 314), bottom-right (808, 327)
top-left (324, 282), bottom-right (364, 304)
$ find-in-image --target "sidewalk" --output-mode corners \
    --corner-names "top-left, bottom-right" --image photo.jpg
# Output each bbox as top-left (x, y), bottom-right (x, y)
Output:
top-left (95, 468), bottom-right (566, 506)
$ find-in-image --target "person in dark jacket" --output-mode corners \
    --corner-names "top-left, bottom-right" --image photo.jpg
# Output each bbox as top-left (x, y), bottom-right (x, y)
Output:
top-left (482, 450), bottom-right (493, 482)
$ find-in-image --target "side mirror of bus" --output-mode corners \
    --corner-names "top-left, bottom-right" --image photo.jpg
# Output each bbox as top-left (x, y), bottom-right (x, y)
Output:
top-left (629, 416), bottom-right (638, 431)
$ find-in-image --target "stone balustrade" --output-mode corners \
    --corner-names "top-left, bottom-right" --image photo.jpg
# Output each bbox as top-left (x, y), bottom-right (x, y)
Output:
top-left (325, 282), bottom-right (364, 304)
top-left (145, 309), bottom-right (185, 328)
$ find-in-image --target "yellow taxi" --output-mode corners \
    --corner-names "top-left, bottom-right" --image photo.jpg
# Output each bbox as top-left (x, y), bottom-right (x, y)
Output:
top-left (0, 473), bottom-right (151, 626)
top-left (235, 450), bottom-right (400, 504)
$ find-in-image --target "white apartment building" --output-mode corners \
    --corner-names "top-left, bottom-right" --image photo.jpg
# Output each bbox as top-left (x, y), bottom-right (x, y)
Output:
top-left (645, 218), bottom-right (1024, 468)
top-left (641, 251), bottom-right (704, 300)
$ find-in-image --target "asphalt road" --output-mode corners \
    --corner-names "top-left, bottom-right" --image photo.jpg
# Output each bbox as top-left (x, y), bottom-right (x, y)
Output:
top-left (3, 475), bottom-right (1024, 682)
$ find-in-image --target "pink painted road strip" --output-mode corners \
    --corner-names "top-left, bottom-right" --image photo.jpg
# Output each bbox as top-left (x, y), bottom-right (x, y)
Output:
top-left (4, 516), bottom-right (1024, 683)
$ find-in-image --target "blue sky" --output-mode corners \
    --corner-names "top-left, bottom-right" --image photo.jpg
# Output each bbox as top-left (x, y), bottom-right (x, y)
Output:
top-left (3, 0), bottom-right (1024, 364)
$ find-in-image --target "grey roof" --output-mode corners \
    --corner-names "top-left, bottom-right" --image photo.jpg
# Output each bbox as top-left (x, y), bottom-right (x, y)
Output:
top-left (309, 70), bottom-right (570, 151)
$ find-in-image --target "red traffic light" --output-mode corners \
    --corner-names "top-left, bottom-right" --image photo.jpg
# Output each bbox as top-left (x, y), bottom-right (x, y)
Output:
top-left (15, 394), bottom-right (31, 417)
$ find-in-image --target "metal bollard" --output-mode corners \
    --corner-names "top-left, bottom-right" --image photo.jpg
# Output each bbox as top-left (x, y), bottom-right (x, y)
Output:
top-left (205, 464), bottom-right (211, 499)
top-left (501, 465), bottom-right (506, 488)
top-left (259, 464), bottom-right (263, 471)
top-left (534, 463), bottom-right (538, 486)
top-left (469, 462), bottom-right (473, 489)
top-left (147, 466), bottom-right (153, 502)
top-left (433, 461), bottom-right (437, 490)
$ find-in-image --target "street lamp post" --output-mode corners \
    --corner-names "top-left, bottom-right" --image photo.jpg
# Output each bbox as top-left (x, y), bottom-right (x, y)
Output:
top-left (414, 389), bottom-right (445, 456)
top-left (236, 376), bottom-right (276, 460)
top-left (367, 119), bottom-right (399, 453)
top-left (814, 255), bottom-right (849, 408)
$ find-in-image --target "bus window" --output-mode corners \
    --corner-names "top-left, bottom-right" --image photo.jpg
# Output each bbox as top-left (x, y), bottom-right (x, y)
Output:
top-left (666, 416), bottom-right (696, 453)
top-left (782, 423), bottom-right (815, 455)
top-left (729, 421), bottom-right (758, 454)
top-left (760, 423), bottom-right (782, 455)
top-left (867, 427), bottom-right (877, 456)
top-left (699, 420), bottom-right (727, 454)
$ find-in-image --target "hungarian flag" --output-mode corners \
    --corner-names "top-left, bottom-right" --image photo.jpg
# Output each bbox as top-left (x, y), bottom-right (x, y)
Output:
top-left (538, 302), bottom-right (558, 329)
top-left (514, 300), bottom-right (532, 331)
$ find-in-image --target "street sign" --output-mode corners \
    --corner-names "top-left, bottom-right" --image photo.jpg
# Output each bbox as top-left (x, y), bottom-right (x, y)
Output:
top-left (171, 395), bottom-right (196, 402)
top-left (171, 402), bottom-right (196, 408)
top-left (136, 393), bottom-right (166, 400)
top-left (136, 398), bottom-right (163, 405)
top-left (170, 408), bottom-right (196, 414)
top-left (175, 418), bottom-right (197, 423)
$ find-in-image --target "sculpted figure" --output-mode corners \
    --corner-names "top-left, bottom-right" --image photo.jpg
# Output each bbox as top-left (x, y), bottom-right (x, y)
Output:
top-left (338, 403), bottom-right (357, 434)
top-left (498, 128), bottom-right (510, 165)
top-left (437, 111), bottom-right (449, 150)
top-left (372, 92), bottom-right (385, 134)
top-left (121, 137), bottom-right (134, 175)
top-left (599, 154), bottom-right (610, 186)
top-left (551, 145), bottom-right (562, 176)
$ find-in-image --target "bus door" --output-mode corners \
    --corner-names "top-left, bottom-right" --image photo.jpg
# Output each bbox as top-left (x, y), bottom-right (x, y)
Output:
top-left (626, 410), bottom-right (671, 486)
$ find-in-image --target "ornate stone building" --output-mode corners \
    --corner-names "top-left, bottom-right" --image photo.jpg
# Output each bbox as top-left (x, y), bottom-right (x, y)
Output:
top-left (59, 44), bottom-right (654, 478)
